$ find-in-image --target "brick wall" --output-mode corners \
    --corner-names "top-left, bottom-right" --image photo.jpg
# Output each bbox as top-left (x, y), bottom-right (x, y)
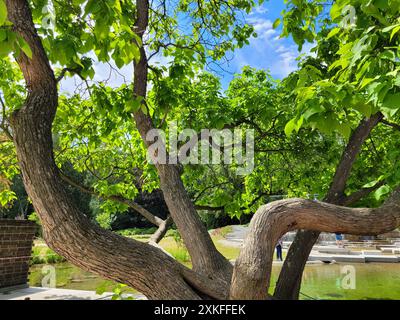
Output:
top-left (0, 219), bottom-right (37, 290)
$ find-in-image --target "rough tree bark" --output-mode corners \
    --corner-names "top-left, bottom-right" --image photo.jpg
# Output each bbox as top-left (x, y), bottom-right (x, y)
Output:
top-left (273, 112), bottom-right (384, 300)
top-left (131, 0), bottom-right (232, 282)
top-left (230, 187), bottom-right (400, 299)
top-left (6, 0), bottom-right (400, 301)
top-left (6, 0), bottom-right (227, 300)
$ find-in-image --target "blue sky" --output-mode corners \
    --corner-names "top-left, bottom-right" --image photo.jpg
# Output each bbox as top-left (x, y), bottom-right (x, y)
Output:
top-left (61, 1), bottom-right (311, 94)
top-left (218, 1), bottom-right (315, 88)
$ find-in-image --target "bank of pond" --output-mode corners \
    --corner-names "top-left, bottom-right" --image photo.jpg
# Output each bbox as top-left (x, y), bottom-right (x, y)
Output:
top-left (29, 261), bottom-right (400, 300)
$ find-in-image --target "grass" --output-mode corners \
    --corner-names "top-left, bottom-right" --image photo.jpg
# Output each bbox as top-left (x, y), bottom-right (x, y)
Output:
top-left (31, 246), bottom-right (66, 265)
top-left (208, 225), bottom-right (241, 260)
top-left (158, 236), bottom-right (192, 267)
top-left (210, 225), bottom-right (233, 238)
top-left (214, 241), bottom-right (241, 261)
top-left (157, 225), bottom-right (242, 264)
top-left (116, 227), bottom-right (157, 237)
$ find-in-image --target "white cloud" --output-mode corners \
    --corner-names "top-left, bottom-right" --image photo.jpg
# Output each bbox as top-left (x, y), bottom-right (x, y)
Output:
top-left (275, 45), bottom-right (286, 53)
top-left (249, 5), bottom-right (268, 16)
top-left (226, 14), bottom-right (318, 80)
top-left (274, 49), bottom-right (298, 76)
top-left (249, 18), bottom-right (277, 40)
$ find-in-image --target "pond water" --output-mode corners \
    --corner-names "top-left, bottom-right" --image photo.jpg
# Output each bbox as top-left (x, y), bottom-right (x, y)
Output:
top-left (271, 263), bottom-right (400, 300)
top-left (29, 263), bottom-right (136, 294)
top-left (29, 262), bottom-right (400, 299)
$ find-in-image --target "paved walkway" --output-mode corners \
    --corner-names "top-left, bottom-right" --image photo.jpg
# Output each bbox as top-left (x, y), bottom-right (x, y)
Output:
top-left (218, 225), bottom-right (248, 248)
top-left (0, 287), bottom-right (145, 300)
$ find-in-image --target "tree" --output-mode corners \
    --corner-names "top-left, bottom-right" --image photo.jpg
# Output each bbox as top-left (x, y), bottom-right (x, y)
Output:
top-left (273, 0), bottom-right (400, 299)
top-left (1, 0), bottom-right (400, 300)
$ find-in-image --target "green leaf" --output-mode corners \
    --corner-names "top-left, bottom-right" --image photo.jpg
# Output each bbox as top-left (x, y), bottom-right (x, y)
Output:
top-left (359, 77), bottom-right (377, 89)
top-left (0, 0), bottom-right (7, 26)
top-left (125, 98), bottom-right (142, 113)
top-left (383, 24), bottom-right (400, 41)
top-left (0, 190), bottom-right (17, 207)
top-left (390, 25), bottom-right (400, 41)
top-left (272, 18), bottom-right (281, 29)
top-left (382, 93), bottom-right (400, 110)
top-left (326, 27), bottom-right (340, 39)
top-left (284, 118), bottom-right (297, 137)
top-left (378, 50), bottom-right (396, 61)
top-left (95, 283), bottom-right (107, 295)
top-left (303, 104), bottom-right (325, 120)
top-left (337, 122), bottom-right (351, 139)
top-left (84, 0), bottom-right (100, 17)
top-left (0, 38), bottom-right (12, 57)
top-left (284, 116), bottom-right (303, 137)
top-left (381, 93), bottom-right (400, 118)
top-left (353, 103), bottom-right (373, 118)
top-left (374, 185), bottom-right (391, 201)
top-left (330, 2), bottom-right (344, 21)
top-left (0, 29), bottom-right (5, 41)
top-left (362, 176), bottom-right (384, 188)
top-left (18, 37), bottom-right (33, 59)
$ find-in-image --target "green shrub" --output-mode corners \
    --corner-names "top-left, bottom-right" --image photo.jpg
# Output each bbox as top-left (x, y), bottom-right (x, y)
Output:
top-left (117, 227), bottom-right (157, 237)
top-left (30, 246), bottom-right (66, 265)
top-left (166, 229), bottom-right (184, 246)
top-left (30, 247), bottom-right (46, 265)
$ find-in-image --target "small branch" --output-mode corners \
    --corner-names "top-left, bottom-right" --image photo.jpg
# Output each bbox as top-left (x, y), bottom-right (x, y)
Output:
top-left (60, 172), bottom-right (166, 227)
top-left (343, 181), bottom-right (386, 206)
top-left (149, 215), bottom-right (172, 243)
top-left (56, 67), bottom-right (83, 83)
top-left (0, 95), bottom-right (13, 140)
top-left (193, 182), bottom-right (229, 203)
top-left (381, 119), bottom-right (400, 131)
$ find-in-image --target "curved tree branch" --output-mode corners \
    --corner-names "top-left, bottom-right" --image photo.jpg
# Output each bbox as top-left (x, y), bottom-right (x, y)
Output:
top-left (324, 112), bottom-right (384, 203)
top-left (6, 0), bottom-right (227, 300)
top-left (230, 187), bottom-right (400, 300)
top-left (274, 112), bottom-right (384, 300)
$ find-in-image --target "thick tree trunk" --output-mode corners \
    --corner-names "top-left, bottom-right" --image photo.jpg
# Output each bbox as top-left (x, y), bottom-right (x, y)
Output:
top-left (8, 0), bottom-right (398, 302)
top-left (230, 189), bottom-right (400, 299)
top-left (273, 230), bottom-right (319, 300)
top-left (273, 113), bottom-right (383, 300)
top-left (6, 0), bottom-right (229, 300)
top-left (131, 0), bottom-right (232, 282)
